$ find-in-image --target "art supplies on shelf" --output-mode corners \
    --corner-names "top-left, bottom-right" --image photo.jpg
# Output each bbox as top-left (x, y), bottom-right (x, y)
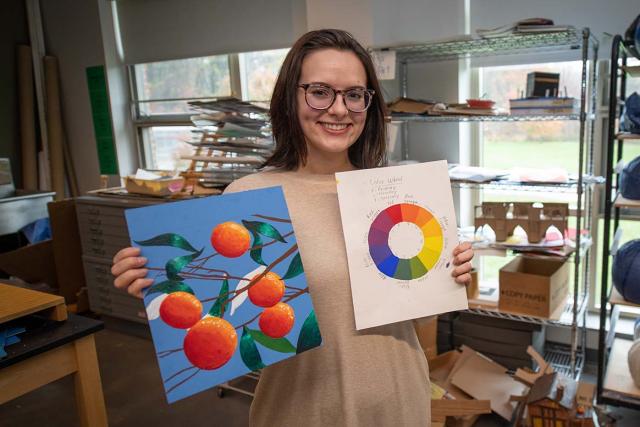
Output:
top-left (183, 97), bottom-right (275, 189)
top-left (509, 97), bottom-right (578, 116)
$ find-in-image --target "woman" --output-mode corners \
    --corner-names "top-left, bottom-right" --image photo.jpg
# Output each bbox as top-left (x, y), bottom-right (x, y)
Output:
top-left (112, 29), bottom-right (473, 426)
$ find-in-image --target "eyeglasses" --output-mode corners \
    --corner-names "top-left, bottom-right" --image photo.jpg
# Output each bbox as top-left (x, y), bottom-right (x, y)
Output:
top-left (298, 83), bottom-right (375, 113)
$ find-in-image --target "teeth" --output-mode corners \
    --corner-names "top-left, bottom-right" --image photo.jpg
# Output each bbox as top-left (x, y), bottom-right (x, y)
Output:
top-left (321, 123), bottom-right (348, 131)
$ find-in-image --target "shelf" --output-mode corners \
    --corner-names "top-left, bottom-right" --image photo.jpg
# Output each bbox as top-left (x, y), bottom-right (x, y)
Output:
top-left (614, 193), bottom-right (640, 209)
top-left (450, 179), bottom-right (601, 193)
top-left (615, 132), bottom-right (640, 140)
top-left (544, 342), bottom-right (584, 379)
top-left (466, 291), bottom-right (588, 327)
top-left (602, 338), bottom-right (640, 408)
top-left (609, 287), bottom-right (640, 309)
top-left (386, 28), bottom-right (585, 62)
top-left (621, 65), bottom-right (640, 78)
top-left (390, 113), bottom-right (583, 123)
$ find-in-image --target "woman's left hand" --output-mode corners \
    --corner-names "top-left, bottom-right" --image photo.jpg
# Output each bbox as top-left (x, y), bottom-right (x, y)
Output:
top-left (451, 241), bottom-right (474, 285)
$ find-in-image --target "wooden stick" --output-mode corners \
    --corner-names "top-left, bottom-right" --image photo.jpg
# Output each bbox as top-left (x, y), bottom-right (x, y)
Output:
top-left (43, 56), bottom-right (65, 200)
top-left (17, 45), bottom-right (38, 190)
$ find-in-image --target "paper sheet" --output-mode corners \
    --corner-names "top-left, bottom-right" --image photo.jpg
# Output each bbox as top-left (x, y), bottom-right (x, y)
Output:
top-left (336, 161), bottom-right (468, 330)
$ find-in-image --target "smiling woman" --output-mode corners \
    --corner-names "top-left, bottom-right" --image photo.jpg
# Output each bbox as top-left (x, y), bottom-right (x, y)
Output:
top-left (112, 28), bottom-right (474, 427)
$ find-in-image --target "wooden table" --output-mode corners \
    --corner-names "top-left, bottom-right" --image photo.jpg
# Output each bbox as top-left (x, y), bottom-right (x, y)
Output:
top-left (0, 308), bottom-right (108, 426)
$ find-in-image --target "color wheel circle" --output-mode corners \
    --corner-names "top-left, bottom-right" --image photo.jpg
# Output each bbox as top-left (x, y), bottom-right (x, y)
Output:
top-left (368, 203), bottom-right (443, 280)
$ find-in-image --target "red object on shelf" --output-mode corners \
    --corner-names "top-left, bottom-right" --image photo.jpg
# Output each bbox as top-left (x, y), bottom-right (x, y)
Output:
top-left (466, 99), bottom-right (495, 109)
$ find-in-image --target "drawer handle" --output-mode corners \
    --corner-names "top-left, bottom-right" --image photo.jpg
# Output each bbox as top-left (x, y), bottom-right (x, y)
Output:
top-left (137, 311), bottom-right (147, 319)
top-left (89, 227), bottom-right (103, 235)
top-left (90, 238), bottom-right (105, 245)
top-left (88, 207), bottom-right (100, 215)
top-left (91, 248), bottom-right (106, 256)
top-left (88, 218), bottom-right (102, 225)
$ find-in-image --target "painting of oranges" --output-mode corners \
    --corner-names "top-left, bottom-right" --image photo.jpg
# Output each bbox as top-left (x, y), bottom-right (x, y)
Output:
top-left (125, 187), bottom-right (322, 403)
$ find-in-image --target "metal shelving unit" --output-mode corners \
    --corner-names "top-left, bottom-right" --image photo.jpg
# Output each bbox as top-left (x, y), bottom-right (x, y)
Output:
top-left (382, 27), bottom-right (599, 379)
top-left (390, 113), bottom-right (586, 123)
top-left (597, 35), bottom-right (640, 409)
top-left (450, 179), bottom-right (602, 193)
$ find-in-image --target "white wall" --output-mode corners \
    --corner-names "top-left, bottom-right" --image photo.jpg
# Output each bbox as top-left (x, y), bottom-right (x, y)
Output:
top-left (40, 0), bottom-right (105, 193)
top-left (116, 0), bottom-right (308, 64)
top-left (306, 0), bottom-right (373, 46)
top-left (0, 0), bottom-right (29, 187)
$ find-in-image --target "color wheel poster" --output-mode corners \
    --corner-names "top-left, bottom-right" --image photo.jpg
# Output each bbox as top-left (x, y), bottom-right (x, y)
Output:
top-left (336, 161), bottom-right (468, 330)
top-left (125, 186), bottom-right (322, 403)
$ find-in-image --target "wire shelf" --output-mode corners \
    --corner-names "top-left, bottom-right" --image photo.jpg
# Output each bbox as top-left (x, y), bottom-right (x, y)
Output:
top-left (450, 179), bottom-right (602, 193)
top-left (466, 291), bottom-right (588, 327)
top-left (544, 343), bottom-right (584, 379)
top-left (388, 28), bottom-right (584, 62)
top-left (389, 113), bottom-right (584, 123)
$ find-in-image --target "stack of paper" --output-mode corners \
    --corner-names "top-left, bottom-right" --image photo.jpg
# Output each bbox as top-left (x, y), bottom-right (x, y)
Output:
top-left (183, 98), bottom-right (275, 187)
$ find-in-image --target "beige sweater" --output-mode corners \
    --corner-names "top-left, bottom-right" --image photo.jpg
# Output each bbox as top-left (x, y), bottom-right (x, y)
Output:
top-left (225, 169), bottom-right (431, 427)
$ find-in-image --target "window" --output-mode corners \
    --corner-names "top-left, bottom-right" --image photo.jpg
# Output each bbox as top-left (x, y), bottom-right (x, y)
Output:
top-left (474, 61), bottom-right (587, 301)
top-left (131, 48), bottom-right (289, 170)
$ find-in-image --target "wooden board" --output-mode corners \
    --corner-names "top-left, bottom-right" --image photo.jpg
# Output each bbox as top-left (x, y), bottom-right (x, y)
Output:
top-left (614, 193), bottom-right (640, 209)
top-left (450, 348), bottom-right (527, 421)
top-left (615, 132), bottom-right (640, 140)
top-left (609, 287), bottom-right (640, 309)
top-left (604, 338), bottom-right (640, 399)
top-left (0, 282), bottom-right (67, 323)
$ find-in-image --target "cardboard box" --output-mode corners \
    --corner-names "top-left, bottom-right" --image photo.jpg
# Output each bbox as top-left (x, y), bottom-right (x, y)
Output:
top-left (48, 199), bottom-right (86, 304)
top-left (499, 256), bottom-right (569, 318)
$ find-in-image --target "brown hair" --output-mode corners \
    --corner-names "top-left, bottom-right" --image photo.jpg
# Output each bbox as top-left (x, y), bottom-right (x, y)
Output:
top-left (264, 29), bottom-right (387, 170)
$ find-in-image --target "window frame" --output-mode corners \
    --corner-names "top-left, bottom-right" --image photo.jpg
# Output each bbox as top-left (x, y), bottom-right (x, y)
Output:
top-left (128, 53), bottom-right (243, 170)
top-left (470, 59), bottom-right (609, 314)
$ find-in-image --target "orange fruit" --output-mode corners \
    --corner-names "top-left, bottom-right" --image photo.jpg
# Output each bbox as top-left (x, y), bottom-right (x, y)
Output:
top-left (159, 291), bottom-right (202, 329)
top-left (210, 221), bottom-right (251, 258)
top-left (248, 272), bottom-right (285, 307)
top-left (259, 302), bottom-right (295, 338)
top-left (183, 316), bottom-right (238, 370)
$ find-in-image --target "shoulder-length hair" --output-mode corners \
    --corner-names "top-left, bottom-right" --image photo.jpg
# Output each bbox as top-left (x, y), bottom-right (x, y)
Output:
top-left (264, 29), bottom-right (387, 170)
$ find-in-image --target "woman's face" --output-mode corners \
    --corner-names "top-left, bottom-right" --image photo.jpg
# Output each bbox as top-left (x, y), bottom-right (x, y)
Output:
top-left (297, 48), bottom-right (368, 159)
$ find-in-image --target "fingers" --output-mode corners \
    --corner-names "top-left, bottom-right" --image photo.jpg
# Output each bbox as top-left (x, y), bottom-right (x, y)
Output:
top-left (113, 246), bottom-right (141, 264)
top-left (451, 261), bottom-right (472, 281)
top-left (452, 241), bottom-right (472, 256)
top-left (113, 266), bottom-right (148, 291)
top-left (111, 254), bottom-right (147, 278)
top-left (453, 248), bottom-right (474, 265)
top-left (128, 277), bottom-right (154, 299)
top-left (454, 273), bottom-right (472, 285)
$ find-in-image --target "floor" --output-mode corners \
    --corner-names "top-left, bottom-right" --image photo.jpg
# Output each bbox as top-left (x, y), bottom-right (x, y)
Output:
top-left (1, 318), bottom-right (640, 427)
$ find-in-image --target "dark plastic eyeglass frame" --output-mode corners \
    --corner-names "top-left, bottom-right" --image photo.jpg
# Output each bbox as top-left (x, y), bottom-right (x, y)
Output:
top-left (298, 83), bottom-right (375, 113)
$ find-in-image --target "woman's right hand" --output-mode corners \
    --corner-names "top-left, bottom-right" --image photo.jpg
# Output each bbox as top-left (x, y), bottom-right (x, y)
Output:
top-left (111, 247), bottom-right (154, 298)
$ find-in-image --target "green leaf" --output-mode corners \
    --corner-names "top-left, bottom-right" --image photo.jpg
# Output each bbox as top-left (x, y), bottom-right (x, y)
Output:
top-left (282, 252), bottom-right (304, 280)
top-left (240, 327), bottom-right (266, 371)
top-left (135, 233), bottom-right (198, 253)
top-left (146, 280), bottom-right (194, 296)
top-left (296, 310), bottom-right (322, 354)
top-left (247, 328), bottom-right (296, 353)
top-left (248, 231), bottom-right (267, 266)
top-left (208, 278), bottom-right (229, 318)
top-left (242, 220), bottom-right (286, 243)
top-left (166, 248), bottom-right (203, 281)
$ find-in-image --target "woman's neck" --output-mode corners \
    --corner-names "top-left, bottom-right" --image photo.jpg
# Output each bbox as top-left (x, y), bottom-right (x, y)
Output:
top-left (299, 146), bottom-right (357, 175)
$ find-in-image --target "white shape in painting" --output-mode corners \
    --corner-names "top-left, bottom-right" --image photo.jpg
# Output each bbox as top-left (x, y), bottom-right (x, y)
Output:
top-left (146, 292), bottom-right (169, 320)
top-left (229, 265), bottom-right (267, 316)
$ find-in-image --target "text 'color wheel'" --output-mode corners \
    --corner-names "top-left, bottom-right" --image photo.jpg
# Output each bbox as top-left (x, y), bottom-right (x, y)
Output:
top-left (368, 203), bottom-right (443, 280)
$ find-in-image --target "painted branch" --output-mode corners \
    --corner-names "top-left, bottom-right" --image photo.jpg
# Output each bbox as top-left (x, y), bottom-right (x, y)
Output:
top-left (252, 214), bottom-right (292, 223)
